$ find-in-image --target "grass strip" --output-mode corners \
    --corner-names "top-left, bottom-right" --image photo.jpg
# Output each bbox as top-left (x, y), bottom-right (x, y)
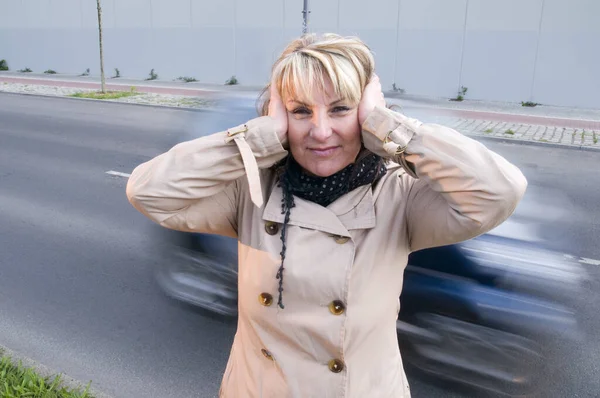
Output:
top-left (70, 90), bottom-right (140, 100)
top-left (0, 350), bottom-right (93, 398)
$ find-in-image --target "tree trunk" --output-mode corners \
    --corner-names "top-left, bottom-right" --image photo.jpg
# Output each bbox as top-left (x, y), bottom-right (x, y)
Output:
top-left (96, 0), bottom-right (106, 93)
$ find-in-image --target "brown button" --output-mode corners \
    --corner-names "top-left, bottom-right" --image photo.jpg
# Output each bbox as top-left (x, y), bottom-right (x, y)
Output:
top-left (334, 235), bottom-right (350, 244)
top-left (328, 358), bottom-right (345, 373)
top-left (328, 300), bottom-right (346, 315)
top-left (261, 348), bottom-right (274, 360)
top-left (265, 221), bottom-right (279, 235)
top-left (258, 293), bottom-right (273, 307)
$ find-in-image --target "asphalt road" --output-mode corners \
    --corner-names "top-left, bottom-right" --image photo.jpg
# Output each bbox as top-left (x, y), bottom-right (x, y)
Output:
top-left (1, 93), bottom-right (599, 398)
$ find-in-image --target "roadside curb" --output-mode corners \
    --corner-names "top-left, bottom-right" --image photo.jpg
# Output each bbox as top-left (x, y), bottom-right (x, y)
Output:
top-left (0, 75), bottom-right (220, 97)
top-left (0, 90), bottom-right (215, 113)
top-left (0, 343), bottom-right (113, 398)
top-left (467, 133), bottom-right (600, 152)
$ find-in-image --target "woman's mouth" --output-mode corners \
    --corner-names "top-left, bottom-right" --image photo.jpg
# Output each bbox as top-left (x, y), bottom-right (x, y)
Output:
top-left (309, 146), bottom-right (340, 157)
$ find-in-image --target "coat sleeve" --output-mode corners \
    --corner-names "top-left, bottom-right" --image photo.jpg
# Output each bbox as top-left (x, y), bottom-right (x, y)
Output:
top-left (362, 105), bottom-right (527, 252)
top-left (126, 116), bottom-right (288, 237)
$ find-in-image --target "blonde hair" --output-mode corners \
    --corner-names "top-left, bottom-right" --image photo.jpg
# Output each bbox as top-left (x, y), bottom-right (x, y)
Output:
top-left (259, 33), bottom-right (375, 116)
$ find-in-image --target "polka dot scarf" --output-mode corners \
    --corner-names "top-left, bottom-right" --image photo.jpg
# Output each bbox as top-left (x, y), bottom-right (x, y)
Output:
top-left (274, 151), bottom-right (387, 309)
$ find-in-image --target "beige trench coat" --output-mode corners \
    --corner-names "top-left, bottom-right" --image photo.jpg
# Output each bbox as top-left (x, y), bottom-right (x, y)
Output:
top-left (126, 105), bottom-right (527, 398)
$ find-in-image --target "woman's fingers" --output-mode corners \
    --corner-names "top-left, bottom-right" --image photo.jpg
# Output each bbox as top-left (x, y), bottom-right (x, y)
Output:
top-left (268, 79), bottom-right (288, 145)
top-left (358, 74), bottom-right (386, 125)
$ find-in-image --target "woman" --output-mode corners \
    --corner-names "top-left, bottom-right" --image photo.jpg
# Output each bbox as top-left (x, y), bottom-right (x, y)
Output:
top-left (126, 33), bottom-right (527, 397)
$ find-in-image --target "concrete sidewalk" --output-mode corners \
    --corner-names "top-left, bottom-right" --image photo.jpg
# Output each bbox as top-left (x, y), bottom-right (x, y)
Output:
top-left (2, 71), bottom-right (599, 151)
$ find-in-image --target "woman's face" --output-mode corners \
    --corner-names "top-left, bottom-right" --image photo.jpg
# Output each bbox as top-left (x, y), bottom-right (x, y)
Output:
top-left (285, 79), bottom-right (362, 177)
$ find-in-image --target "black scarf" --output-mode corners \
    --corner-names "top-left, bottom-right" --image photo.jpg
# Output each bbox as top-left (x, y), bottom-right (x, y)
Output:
top-left (274, 151), bottom-right (387, 309)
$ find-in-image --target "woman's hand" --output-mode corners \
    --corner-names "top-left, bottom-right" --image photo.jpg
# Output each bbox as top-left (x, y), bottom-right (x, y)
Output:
top-left (268, 80), bottom-right (288, 147)
top-left (358, 75), bottom-right (386, 126)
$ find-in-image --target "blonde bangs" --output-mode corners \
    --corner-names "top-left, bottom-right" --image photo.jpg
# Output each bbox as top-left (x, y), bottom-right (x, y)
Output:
top-left (276, 50), bottom-right (363, 106)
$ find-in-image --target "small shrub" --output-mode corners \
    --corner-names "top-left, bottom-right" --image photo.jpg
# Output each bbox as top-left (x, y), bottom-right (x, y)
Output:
top-left (0, 59), bottom-right (8, 71)
top-left (177, 76), bottom-right (198, 83)
top-left (391, 83), bottom-right (405, 94)
top-left (44, 69), bottom-right (57, 74)
top-left (113, 68), bottom-right (121, 78)
top-left (145, 68), bottom-right (158, 81)
top-left (225, 75), bottom-right (239, 85)
top-left (484, 128), bottom-right (493, 133)
top-left (505, 129), bottom-right (515, 135)
top-left (80, 68), bottom-right (90, 76)
top-left (521, 101), bottom-right (538, 107)
top-left (18, 67), bottom-right (32, 73)
top-left (451, 86), bottom-right (468, 102)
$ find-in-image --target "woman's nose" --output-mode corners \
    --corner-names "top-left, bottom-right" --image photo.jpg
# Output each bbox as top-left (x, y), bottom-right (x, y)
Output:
top-left (310, 113), bottom-right (333, 142)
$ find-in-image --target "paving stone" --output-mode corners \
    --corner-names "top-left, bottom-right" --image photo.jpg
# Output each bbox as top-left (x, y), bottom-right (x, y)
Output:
top-left (543, 126), bottom-right (556, 140)
top-left (448, 118), bottom-right (465, 128)
top-left (454, 119), bottom-right (473, 130)
top-left (470, 120), bottom-right (489, 132)
top-left (532, 125), bottom-right (545, 140)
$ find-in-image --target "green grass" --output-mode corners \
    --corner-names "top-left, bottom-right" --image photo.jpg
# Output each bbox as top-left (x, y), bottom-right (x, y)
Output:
top-left (484, 128), bottom-right (493, 133)
top-left (0, 352), bottom-right (93, 398)
top-left (504, 129), bottom-right (515, 135)
top-left (70, 90), bottom-right (140, 100)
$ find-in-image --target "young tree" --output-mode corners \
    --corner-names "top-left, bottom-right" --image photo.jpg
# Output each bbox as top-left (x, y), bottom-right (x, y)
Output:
top-left (96, 0), bottom-right (106, 93)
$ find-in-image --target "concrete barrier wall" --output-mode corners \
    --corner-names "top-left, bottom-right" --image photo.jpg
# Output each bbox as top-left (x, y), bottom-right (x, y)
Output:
top-left (1, 0), bottom-right (598, 108)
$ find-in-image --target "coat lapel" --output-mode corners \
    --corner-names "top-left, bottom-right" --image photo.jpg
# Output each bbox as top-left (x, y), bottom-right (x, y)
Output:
top-left (261, 182), bottom-right (376, 237)
top-left (328, 185), bottom-right (376, 231)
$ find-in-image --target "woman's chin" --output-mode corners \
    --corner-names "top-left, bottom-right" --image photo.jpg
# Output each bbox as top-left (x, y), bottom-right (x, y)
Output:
top-left (304, 161), bottom-right (347, 178)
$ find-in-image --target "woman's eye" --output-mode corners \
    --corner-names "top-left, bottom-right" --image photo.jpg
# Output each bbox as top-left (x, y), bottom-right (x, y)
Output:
top-left (292, 107), bottom-right (310, 115)
top-left (332, 106), bottom-right (350, 113)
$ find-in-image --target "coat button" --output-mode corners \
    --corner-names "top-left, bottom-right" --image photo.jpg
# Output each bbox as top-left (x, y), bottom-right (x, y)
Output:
top-left (265, 221), bottom-right (279, 235)
top-left (261, 348), bottom-right (274, 360)
top-left (333, 235), bottom-right (350, 244)
top-left (328, 359), bottom-right (345, 373)
top-left (258, 293), bottom-right (273, 307)
top-left (328, 300), bottom-right (346, 315)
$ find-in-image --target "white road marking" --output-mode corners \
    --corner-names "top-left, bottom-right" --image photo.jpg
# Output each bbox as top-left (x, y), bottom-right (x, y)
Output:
top-left (106, 170), bottom-right (131, 178)
top-left (579, 257), bottom-right (600, 266)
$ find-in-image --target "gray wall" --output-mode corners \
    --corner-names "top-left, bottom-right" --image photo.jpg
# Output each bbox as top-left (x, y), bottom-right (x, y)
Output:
top-left (1, 0), bottom-right (599, 108)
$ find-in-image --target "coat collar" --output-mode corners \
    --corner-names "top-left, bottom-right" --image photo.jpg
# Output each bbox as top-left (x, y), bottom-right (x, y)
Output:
top-left (261, 182), bottom-right (376, 237)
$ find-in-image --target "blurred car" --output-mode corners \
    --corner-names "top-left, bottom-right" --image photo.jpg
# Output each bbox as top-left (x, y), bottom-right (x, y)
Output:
top-left (151, 94), bottom-right (586, 396)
